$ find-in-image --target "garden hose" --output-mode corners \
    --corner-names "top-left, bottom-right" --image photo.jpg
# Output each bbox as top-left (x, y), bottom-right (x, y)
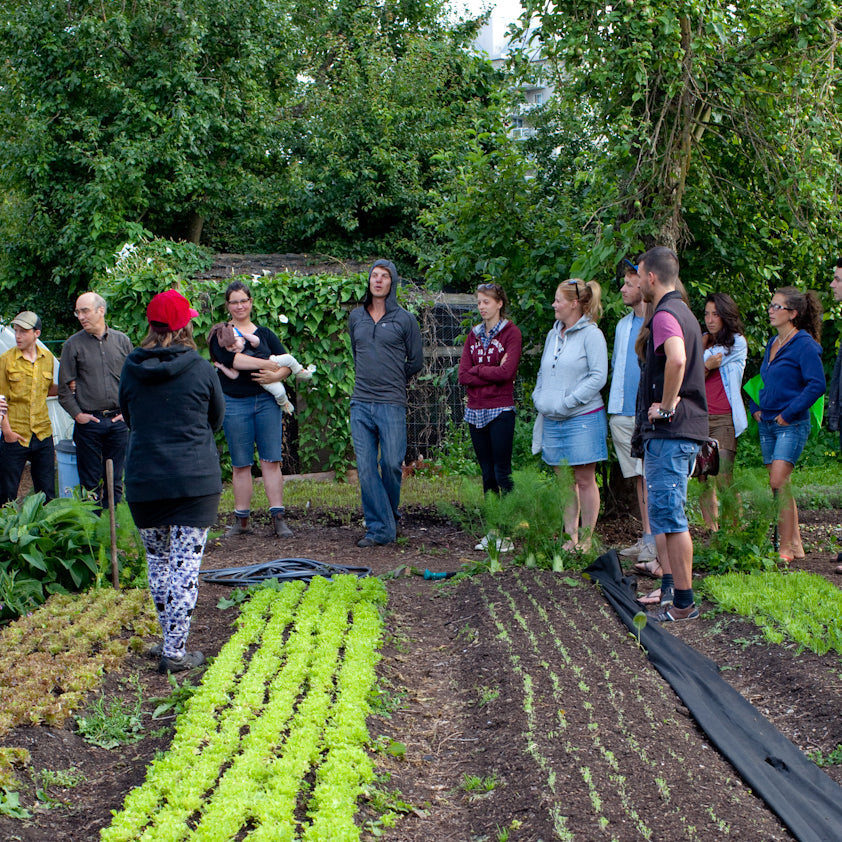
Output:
top-left (198, 558), bottom-right (371, 586)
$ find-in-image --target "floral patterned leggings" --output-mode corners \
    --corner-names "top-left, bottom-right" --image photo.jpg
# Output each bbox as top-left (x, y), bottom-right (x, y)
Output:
top-left (140, 525), bottom-right (209, 659)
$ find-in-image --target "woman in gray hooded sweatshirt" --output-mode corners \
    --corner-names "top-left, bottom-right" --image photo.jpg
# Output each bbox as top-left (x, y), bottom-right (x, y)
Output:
top-left (532, 279), bottom-right (608, 552)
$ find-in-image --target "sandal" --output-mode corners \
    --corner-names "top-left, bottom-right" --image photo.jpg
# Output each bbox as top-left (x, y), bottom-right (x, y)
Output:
top-left (778, 552), bottom-right (794, 564)
top-left (638, 589), bottom-right (661, 605)
top-left (633, 559), bottom-right (663, 578)
top-left (834, 565), bottom-right (842, 575)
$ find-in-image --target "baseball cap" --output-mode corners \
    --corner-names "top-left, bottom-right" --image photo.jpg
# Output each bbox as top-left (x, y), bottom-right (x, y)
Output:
top-left (146, 289), bottom-right (199, 332)
top-left (11, 311), bottom-right (42, 331)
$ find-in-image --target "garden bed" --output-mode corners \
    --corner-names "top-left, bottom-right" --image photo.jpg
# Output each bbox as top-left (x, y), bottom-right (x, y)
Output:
top-left (0, 507), bottom-right (840, 840)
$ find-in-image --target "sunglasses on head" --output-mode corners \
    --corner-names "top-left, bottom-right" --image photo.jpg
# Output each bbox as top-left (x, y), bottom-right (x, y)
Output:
top-left (567, 279), bottom-right (580, 300)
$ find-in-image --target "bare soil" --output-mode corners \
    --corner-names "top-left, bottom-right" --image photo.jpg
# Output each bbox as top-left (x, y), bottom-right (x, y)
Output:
top-left (2, 506), bottom-right (842, 841)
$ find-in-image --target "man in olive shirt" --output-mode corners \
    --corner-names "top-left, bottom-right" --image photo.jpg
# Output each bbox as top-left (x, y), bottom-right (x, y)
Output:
top-left (0, 311), bottom-right (57, 503)
top-left (58, 292), bottom-right (133, 505)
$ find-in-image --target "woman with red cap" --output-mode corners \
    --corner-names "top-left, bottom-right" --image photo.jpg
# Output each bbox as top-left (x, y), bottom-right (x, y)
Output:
top-left (119, 289), bottom-right (225, 673)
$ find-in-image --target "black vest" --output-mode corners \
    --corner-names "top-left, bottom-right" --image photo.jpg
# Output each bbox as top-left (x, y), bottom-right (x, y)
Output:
top-left (638, 290), bottom-right (708, 442)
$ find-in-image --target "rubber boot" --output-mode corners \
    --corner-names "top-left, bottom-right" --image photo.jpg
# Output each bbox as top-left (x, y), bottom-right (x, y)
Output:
top-left (226, 516), bottom-right (252, 537)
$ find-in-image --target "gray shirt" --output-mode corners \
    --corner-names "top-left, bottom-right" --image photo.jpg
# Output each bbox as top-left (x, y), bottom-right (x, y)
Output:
top-left (58, 327), bottom-right (133, 418)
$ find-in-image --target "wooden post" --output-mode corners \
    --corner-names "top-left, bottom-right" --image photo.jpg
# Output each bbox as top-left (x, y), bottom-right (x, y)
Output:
top-left (106, 459), bottom-right (119, 589)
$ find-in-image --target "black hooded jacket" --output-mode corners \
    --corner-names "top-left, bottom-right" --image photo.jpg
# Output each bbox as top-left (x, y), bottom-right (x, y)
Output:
top-left (119, 345), bottom-right (225, 502)
top-left (349, 260), bottom-right (423, 406)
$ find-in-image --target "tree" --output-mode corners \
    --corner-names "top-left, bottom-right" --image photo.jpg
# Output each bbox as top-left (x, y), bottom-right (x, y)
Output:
top-left (0, 0), bottom-right (298, 321)
top-left (511, 0), bottom-right (842, 342)
top-left (208, 4), bottom-right (504, 272)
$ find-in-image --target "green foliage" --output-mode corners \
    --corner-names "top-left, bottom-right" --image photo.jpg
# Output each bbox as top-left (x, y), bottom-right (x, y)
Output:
top-left (461, 772), bottom-right (499, 794)
top-left (0, 494), bottom-right (145, 619)
top-left (97, 239), bottom-right (214, 343)
top-left (418, 0), bottom-right (842, 371)
top-left (419, 123), bottom-right (573, 361)
top-left (431, 419), bottom-right (481, 477)
top-left (75, 676), bottom-right (145, 749)
top-left (809, 745), bottom-right (842, 768)
top-left (261, 17), bottom-right (503, 269)
top-left (0, 786), bottom-right (31, 819)
top-left (691, 475), bottom-right (778, 575)
top-left (150, 674), bottom-right (200, 721)
top-left (245, 271), bottom-right (368, 472)
top-left (703, 570), bottom-right (842, 655)
top-left (0, 0), bottom-right (297, 302)
top-left (444, 467), bottom-right (593, 570)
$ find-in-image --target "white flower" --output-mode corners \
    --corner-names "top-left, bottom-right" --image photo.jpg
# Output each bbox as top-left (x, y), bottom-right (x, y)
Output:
top-left (278, 314), bottom-right (289, 324)
top-left (165, 247), bottom-right (172, 254)
top-left (116, 242), bottom-right (136, 261)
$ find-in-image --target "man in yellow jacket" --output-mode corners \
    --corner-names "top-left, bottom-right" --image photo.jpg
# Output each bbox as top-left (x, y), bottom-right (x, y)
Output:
top-left (0, 312), bottom-right (58, 504)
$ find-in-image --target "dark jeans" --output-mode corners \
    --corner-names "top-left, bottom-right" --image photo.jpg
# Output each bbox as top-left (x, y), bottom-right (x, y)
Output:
top-left (0, 434), bottom-right (55, 504)
top-left (469, 411), bottom-right (515, 495)
top-left (73, 417), bottom-right (129, 505)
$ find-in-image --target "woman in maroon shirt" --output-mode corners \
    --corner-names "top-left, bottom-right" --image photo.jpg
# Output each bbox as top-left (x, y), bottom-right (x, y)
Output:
top-left (458, 283), bottom-right (522, 495)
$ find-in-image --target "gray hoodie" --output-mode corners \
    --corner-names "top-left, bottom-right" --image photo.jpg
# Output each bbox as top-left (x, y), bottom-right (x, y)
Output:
top-left (532, 316), bottom-right (608, 419)
top-left (349, 260), bottom-right (423, 406)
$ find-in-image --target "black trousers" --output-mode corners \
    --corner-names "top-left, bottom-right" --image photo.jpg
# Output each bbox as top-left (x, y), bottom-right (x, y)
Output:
top-left (469, 411), bottom-right (516, 495)
top-left (73, 417), bottom-right (129, 505)
top-left (0, 434), bottom-right (55, 504)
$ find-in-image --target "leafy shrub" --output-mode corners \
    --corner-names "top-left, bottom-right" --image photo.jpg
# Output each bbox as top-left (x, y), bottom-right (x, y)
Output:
top-left (443, 467), bottom-right (581, 569)
top-left (98, 237), bottom-right (369, 473)
top-left (0, 493), bottom-right (145, 619)
top-left (691, 474), bottom-right (778, 575)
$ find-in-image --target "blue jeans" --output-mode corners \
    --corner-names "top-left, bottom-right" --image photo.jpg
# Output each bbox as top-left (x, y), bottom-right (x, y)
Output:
top-left (350, 401), bottom-right (407, 544)
top-left (222, 392), bottom-right (283, 467)
top-left (644, 437), bottom-right (700, 536)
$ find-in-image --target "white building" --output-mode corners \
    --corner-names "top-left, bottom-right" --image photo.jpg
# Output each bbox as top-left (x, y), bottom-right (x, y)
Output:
top-left (470, 1), bottom-right (554, 140)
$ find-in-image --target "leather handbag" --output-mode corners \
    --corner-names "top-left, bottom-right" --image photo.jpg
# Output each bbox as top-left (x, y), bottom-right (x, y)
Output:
top-left (692, 437), bottom-right (720, 478)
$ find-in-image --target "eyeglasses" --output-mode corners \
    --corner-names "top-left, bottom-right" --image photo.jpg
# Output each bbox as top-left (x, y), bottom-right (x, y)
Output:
top-left (768, 303), bottom-right (793, 312)
top-left (74, 307), bottom-right (94, 316)
top-left (228, 298), bottom-right (251, 306)
top-left (567, 280), bottom-right (580, 300)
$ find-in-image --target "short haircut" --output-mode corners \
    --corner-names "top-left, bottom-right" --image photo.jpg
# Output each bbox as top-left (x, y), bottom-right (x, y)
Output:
top-left (836, 257), bottom-right (842, 269)
top-left (91, 293), bottom-right (107, 313)
top-left (639, 246), bottom-right (679, 285)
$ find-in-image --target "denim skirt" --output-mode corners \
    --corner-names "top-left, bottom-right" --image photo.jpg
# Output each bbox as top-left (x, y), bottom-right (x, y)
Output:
top-left (541, 409), bottom-right (608, 467)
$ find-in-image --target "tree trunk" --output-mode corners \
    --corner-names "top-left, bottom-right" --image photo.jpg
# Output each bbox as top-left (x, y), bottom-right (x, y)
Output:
top-left (186, 212), bottom-right (205, 244)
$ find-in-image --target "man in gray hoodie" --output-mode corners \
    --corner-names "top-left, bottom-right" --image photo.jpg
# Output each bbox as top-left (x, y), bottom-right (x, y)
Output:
top-left (349, 260), bottom-right (423, 547)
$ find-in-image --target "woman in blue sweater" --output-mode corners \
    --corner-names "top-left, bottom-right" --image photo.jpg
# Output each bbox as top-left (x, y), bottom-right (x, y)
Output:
top-left (748, 287), bottom-right (825, 563)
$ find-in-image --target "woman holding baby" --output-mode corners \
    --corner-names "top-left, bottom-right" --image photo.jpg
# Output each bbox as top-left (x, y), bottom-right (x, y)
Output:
top-left (208, 280), bottom-right (294, 538)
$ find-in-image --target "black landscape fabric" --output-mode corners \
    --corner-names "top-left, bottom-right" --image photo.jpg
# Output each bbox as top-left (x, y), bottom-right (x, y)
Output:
top-left (585, 550), bottom-right (842, 842)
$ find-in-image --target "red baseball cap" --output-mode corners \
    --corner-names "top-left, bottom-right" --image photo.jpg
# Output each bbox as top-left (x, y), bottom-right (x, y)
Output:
top-left (146, 289), bottom-right (199, 332)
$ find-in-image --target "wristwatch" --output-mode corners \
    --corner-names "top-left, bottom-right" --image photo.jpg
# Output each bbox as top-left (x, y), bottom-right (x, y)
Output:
top-left (657, 407), bottom-right (675, 419)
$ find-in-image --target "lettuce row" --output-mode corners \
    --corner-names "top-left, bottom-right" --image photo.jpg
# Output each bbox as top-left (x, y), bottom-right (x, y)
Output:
top-left (102, 575), bottom-right (385, 842)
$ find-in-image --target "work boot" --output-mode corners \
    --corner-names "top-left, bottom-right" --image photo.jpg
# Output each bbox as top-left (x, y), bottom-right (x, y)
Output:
top-left (145, 642), bottom-right (163, 659)
top-left (157, 651), bottom-right (205, 674)
top-left (226, 516), bottom-right (252, 536)
top-left (274, 514), bottom-right (293, 538)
